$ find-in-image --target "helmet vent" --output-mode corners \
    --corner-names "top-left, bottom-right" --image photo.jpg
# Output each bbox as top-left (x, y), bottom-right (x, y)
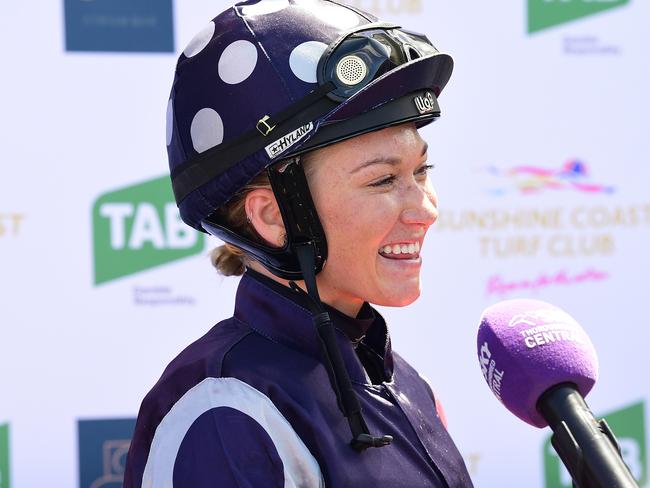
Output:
top-left (336, 55), bottom-right (368, 86)
top-left (404, 45), bottom-right (421, 61)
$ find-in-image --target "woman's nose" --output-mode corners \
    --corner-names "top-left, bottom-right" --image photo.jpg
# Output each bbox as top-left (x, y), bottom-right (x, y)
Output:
top-left (400, 182), bottom-right (438, 227)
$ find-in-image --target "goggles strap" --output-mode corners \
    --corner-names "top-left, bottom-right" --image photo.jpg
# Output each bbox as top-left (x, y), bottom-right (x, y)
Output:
top-left (261, 81), bottom-right (336, 134)
top-left (171, 82), bottom-right (337, 204)
top-left (323, 21), bottom-right (400, 57)
top-left (292, 244), bottom-right (393, 452)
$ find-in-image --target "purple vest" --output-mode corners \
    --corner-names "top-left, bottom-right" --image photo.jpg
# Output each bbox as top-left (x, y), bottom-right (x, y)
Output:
top-left (124, 272), bottom-right (473, 487)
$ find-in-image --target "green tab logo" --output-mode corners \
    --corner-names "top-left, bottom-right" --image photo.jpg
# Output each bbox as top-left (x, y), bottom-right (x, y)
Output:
top-left (543, 400), bottom-right (647, 487)
top-left (92, 176), bottom-right (206, 284)
top-left (0, 423), bottom-right (9, 488)
top-left (528, 0), bottom-right (629, 34)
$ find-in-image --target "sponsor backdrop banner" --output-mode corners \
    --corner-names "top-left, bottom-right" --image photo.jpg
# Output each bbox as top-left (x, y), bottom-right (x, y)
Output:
top-left (63, 0), bottom-right (174, 52)
top-left (0, 0), bottom-right (647, 486)
top-left (0, 424), bottom-right (8, 488)
top-left (78, 419), bottom-right (136, 488)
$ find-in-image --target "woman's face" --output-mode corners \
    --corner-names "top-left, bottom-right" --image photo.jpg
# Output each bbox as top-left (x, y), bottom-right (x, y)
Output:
top-left (306, 123), bottom-right (438, 316)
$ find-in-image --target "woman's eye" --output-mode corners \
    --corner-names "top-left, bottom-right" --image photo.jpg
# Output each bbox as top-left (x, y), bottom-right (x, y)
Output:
top-left (416, 163), bottom-right (434, 176)
top-left (368, 164), bottom-right (433, 187)
top-left (369, 175), bottom-right (396, 187)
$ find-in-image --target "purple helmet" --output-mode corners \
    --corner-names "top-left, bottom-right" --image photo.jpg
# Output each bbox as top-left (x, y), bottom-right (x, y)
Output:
top-left (167, 0), bottom-right (453, 279)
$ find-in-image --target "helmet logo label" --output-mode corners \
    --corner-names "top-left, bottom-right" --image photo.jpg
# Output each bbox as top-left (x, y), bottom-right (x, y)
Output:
top-left (265, 122), bottom-right (314, 158)
top-left (413, 91), bottom-right (438, 114)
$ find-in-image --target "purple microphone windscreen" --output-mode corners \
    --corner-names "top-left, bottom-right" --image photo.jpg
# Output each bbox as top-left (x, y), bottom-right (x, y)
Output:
top-left (477, 299), bottom-right (599, 428)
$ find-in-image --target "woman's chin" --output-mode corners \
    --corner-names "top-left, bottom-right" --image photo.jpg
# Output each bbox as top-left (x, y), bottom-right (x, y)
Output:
top-left (373, 286), bottom-right (421, 308)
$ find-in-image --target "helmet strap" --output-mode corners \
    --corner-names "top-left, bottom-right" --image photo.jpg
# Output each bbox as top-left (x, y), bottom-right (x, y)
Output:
top-left (291, 244), bottom-right (393, 451)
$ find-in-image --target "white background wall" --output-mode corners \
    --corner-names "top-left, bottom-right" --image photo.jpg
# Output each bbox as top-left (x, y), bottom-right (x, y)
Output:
top-left (1, 1), bottom-right (648, 486)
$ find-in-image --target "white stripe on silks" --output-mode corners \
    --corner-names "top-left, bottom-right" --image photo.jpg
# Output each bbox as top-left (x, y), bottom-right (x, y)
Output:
top-left (141, 377), bottom-right (324, 488)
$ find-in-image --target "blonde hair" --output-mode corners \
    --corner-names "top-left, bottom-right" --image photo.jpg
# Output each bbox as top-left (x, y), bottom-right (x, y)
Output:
top-left (209, 171), bottom-right (271, 276)
top-left (210, 155), bottom-right (316, 276)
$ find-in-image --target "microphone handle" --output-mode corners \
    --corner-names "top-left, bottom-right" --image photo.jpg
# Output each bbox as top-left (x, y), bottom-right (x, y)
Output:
top-left (537, 383), bottom-right (638, 488)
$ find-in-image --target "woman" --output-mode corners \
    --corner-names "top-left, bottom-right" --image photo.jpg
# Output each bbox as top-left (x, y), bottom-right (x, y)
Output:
top-left (125, 0), bottom-right (473, 486)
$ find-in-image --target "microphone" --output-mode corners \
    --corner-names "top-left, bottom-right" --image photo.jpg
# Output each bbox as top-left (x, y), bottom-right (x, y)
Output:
top-left (476, 298), bottom-right (638, 488)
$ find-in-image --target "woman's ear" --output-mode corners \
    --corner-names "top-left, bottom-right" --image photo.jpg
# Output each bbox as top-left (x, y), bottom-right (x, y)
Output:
top-left (245, 188), bottom-right (286, 247)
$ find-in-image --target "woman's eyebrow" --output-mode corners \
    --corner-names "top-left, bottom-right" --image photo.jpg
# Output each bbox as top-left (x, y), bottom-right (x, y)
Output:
top-left (349, 157), bottom-right (400, 174)
top-left (349, 141), bottom-right (429, 174)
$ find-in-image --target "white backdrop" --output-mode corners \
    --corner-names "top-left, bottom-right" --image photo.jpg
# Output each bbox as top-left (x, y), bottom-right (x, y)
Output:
top-left (1, 1), bottom-right (648, 487)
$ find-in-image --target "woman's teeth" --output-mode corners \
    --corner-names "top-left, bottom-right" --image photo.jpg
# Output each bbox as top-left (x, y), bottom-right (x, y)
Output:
top-left (379, 242), bottom-right (420, 256)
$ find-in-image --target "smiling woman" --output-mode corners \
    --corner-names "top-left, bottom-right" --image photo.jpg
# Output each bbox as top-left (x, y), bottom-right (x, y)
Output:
top-left (214, 124), bottom-right (435, 315)
top-left (124, 1), bottom-right (473, 487)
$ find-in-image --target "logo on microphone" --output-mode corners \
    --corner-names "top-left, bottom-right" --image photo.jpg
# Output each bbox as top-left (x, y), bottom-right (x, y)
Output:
top-left (479, 342), bottom-right (505, 402)
top-left (507, 308), bottom-right (588, 350)
top-left (542, 400), bottom-right (647, 487)
top-left (508, 313), bottom-right (537, 328)
top-left (508, 309), bottom-right (575, 328)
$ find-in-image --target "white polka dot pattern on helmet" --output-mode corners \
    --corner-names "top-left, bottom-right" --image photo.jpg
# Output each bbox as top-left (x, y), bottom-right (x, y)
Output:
top-left (241, 0), bottom-right (289, 16)
top-left (218, 40), bottom-right (259, 85)
top-left (289, 41), bottom-right (329, 84)
top-left (166, 98), bottom-right (174, 146)
top-left (190, 108), bottom-right (224, 153)
top-left (183, 22), bottom-right (215, 58)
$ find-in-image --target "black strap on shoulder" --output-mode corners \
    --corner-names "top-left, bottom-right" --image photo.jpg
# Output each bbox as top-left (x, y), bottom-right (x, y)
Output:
top-left (291, 244), bottom-right (393, 452)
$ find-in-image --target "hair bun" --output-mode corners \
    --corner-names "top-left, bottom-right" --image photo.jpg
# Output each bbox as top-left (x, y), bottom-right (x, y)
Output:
top-left (210, 244), bottom-right (246, 276)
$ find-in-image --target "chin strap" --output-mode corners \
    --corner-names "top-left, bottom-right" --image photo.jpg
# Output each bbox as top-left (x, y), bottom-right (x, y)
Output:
top-left (291, 243), bottom-right (393, 452)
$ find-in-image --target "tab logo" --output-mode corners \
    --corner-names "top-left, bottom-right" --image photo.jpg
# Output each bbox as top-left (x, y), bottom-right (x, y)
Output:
top-left (0, 423), bottom-right (9, 488)
top-left (92, 176), bottom-right (205, 285)
top-left (78, 418), bottom-right (136, 488)
top-left (265, 122), bottom-right (314, 159)
top-left (528, 0), bottom-right (629, 34)
top-left (543, 400), bottom-right (647, 487)
top-left (413, 91), bottom-right (438, 114)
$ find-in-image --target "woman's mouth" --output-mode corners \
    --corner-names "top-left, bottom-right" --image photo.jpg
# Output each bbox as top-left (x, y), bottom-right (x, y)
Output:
top-left (378, 241), bottom-right (421, 260)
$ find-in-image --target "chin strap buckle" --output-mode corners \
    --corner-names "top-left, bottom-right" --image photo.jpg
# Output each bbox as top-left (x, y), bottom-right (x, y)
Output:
top-left (293, 243), bottom-right (394, 453)
top-left (351, 433), bottom-right (394, 452)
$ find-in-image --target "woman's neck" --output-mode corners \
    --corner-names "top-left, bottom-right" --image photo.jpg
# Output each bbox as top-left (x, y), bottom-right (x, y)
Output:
top-left (246, 261), bottom-right (364, 317)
